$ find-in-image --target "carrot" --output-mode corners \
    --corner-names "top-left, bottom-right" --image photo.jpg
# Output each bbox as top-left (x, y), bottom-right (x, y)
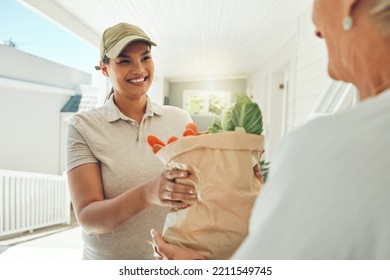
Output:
top-left (167, 136), bottom-right (179, 144)
top-left (152, 144), bottom-right (164, 154)
top-left (185, 123), bottom-right (199, 135)
top-left (147, 134), bottom-right (166, 148)
top-left (183, 128), bottom-right (197, 137)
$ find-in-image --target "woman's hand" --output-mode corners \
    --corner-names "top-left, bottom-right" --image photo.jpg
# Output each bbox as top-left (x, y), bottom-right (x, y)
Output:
top-left (254, 164), bottom-right (263, 182)
top-left (145, 169), bottom-right (197, 209)
top-left (150, 229), bottom-right (205, 260)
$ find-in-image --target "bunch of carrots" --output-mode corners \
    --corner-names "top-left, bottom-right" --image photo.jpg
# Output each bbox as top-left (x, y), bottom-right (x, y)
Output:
top-left (147, 123), bottom-right (200, 154)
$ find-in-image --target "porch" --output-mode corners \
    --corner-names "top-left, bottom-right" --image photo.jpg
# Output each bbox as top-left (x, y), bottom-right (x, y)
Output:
top-left (0, 210), bottom-right (82, 260)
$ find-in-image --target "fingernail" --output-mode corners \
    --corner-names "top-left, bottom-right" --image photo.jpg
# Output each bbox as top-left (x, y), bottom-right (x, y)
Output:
top-left (180, 171), bottom-right (186, 177)
top-left (150, 229), bottom-right (156, 237)
top-left (189, 189), bottom-right (194, 194)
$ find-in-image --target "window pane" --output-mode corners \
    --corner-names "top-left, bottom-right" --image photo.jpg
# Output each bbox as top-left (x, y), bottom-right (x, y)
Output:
top-left (209, 93), bottom-right (229, 115)
top-left (183, 91), bottom-right (206, 115)
top-left (183, 90), bottom-right (231, 116)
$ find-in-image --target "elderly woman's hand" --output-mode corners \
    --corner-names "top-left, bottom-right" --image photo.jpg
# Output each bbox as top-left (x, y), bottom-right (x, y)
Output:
top-left (254, 163), bottom-right (263, 182)
top-left (150, 229), bottom-right (205, 260)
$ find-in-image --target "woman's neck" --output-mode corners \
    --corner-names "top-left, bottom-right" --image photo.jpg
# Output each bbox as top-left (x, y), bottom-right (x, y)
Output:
top-left (353, 49), bottom-right (390, 100)
top-left (113, 93), bottom-right (147, 123)
top-left (350, 25), bottom-right (390, 100)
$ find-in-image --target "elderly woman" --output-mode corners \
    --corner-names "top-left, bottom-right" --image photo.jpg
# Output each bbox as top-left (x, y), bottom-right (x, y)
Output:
top-left (152, 0), bottom-right (390, 259)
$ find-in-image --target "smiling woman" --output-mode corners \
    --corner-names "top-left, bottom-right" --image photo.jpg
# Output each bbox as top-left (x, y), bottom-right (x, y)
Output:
top-left (65, 22), bottom-right (197, 260)
top-left (101, 42), bottom-right (155, 120)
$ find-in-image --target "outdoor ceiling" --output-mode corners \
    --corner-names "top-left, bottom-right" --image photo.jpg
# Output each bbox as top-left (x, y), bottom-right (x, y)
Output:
top-left (20, 0), bottom-right (313, 80)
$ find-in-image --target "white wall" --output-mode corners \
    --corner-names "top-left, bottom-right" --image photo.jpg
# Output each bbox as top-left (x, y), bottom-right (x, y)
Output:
top-left (0, 44), bottom-right (91, 175)
top-left (0, 44), bottom-right (90, 90)
top-left (148, 75), bottom-right (165, 105)
top-left (265, 73), bottom-right (286, 159)
top-left (0, 85), bottom-right (71, 174)
top-left (248, 35), bottom-right (297, 160)
top-left (289, 7), bottom-right (329, 130)
top-left (248, 6), bottom-right (330, 160)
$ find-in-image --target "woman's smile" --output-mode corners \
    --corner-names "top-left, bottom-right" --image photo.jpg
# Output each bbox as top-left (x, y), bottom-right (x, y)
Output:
top-left (128, 76), bottom-right (148, 84)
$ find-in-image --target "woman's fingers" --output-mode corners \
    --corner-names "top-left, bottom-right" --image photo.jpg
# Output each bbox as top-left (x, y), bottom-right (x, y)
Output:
top-left (254, 164), bottom-right (263, 181)
top-left (161, 170), bottom-right (197, 198)
top-left (164, 181), bottom-right (196, 197)
top-left (150, 229), bottom-right (176, 260)
top-left (147, 240), bottom-right (163, 259)
top-left (154, 169), bottom-right (198, 208)
top-left (160, 184), bottom-right (197, 208)
top-left (150, 229), bottom-right (205, 260)
top-left (163, 169), bottom-right (188, 181)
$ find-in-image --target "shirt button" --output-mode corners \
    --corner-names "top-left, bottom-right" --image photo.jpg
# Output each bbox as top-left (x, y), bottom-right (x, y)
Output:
top-left (131, 121), bottom-right (136, 125)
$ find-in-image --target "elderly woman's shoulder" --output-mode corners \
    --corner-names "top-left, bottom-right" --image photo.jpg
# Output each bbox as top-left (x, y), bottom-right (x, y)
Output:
top-left (287, 90), bottom-right (390, 147)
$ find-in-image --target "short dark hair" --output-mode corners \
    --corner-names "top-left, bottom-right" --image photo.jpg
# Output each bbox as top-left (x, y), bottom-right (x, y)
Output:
top-left (102, 55), bottom-right (110, 65)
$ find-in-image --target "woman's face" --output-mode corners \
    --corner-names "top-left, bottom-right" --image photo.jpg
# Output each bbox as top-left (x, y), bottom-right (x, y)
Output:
top-left (312, 0), bottom-right (352, 81)
top-left (103, 41), bottom-right (154, 99)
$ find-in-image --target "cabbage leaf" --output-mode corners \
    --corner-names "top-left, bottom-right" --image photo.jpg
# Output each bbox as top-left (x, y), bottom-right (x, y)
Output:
top-left (209, 93), bottom-right (263, 135)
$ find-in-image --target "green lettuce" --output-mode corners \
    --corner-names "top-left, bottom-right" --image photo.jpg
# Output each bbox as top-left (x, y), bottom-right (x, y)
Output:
top-left (208, 93), bottom-right (263, 135)
top-left (207, 116), bottom-right (222, 133)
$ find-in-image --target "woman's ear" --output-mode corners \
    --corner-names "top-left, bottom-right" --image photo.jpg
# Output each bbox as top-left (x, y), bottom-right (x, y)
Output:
top-left (343, 0), bottom-right (359, 15)
top-left (100, 61), bottom-right (110, 77)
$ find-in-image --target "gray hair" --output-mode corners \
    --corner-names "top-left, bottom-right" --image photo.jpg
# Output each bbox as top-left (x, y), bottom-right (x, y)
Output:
top-left (368, 0), bottom-right (390, 36)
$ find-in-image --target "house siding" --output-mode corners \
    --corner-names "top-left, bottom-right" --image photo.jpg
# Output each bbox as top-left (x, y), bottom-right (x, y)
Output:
top-left (289, 7), bottom-right (329, 130)
top-left (249, 6), bottom-right (330, 160)
top-left (0, 44), bottom-right (91, 175)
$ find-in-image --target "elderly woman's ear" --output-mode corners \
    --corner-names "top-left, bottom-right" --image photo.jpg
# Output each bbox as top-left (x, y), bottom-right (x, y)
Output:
top-left (343, 0), bottom-right (359, 13)
top-left (342, 0), bottom-right (359, 30)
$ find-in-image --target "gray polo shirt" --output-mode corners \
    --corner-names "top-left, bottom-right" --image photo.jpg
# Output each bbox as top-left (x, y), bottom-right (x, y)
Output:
top-left (66, 94), bottom-right (192, 259)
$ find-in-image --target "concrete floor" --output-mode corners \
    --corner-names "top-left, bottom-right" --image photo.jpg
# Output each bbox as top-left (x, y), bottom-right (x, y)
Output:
top-left (0, 212), bottom-right (83, 260)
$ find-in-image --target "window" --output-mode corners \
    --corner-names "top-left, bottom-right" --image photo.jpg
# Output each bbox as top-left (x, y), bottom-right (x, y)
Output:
top-left (183, 90), bottom-right (231, 116)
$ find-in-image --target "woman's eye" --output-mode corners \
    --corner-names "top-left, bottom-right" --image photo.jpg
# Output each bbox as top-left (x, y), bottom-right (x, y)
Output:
top-left (143, 56), bottom-right (151, 61)
top-left (116, 59), bottom-right (130, 64)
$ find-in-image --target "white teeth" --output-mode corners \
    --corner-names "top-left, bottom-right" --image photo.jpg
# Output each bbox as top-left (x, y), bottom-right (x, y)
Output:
top-left (129, 77), bottom-right (145, 83)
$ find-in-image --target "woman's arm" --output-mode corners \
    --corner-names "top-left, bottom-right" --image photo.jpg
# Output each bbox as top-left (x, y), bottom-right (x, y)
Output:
top-left (67, 163), bottom-right (196, 235)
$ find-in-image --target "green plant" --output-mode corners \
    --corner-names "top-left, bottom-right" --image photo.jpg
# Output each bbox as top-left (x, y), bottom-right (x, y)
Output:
top-left (208, 93), bottom-right (263, 135)
top-left (259, 160), bottom-right (270, 183)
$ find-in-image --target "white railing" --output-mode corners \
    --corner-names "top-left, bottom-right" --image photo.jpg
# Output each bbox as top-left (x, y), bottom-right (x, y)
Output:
top-left (0, 169), bottom-right (70, 238)
top-left (306, 79), bottom-right (358, 122)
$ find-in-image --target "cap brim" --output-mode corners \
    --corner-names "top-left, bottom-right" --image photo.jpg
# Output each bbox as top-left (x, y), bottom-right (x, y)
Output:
top-left (105, 35), bottom-right (157, 59)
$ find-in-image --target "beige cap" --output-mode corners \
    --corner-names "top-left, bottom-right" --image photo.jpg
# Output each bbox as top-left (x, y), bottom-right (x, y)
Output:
top-left (95, 22), bottom-right (156, 70)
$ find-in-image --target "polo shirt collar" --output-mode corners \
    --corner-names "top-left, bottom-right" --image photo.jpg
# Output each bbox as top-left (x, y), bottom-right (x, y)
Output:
top-left (105, 94), bottom-right (163, 123)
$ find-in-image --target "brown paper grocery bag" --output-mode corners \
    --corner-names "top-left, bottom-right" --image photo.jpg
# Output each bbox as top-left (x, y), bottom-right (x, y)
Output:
top-left (156, 131), bottom-right (264, 259)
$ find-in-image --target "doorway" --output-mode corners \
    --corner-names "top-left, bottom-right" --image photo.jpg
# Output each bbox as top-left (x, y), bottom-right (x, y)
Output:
top-left (264, 63), bottom-right (290, 161)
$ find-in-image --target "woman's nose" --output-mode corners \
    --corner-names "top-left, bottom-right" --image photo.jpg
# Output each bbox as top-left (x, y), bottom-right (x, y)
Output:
top-left (130, 61), bottom-right (143, 74)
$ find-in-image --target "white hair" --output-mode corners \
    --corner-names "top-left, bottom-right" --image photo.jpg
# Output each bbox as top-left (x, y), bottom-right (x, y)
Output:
top-left (368, 0), bottom-right (390, 36)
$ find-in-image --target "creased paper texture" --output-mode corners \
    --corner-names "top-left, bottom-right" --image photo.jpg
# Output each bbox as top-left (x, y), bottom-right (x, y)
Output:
top-left (156, 132), bottom-right (264, 259)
